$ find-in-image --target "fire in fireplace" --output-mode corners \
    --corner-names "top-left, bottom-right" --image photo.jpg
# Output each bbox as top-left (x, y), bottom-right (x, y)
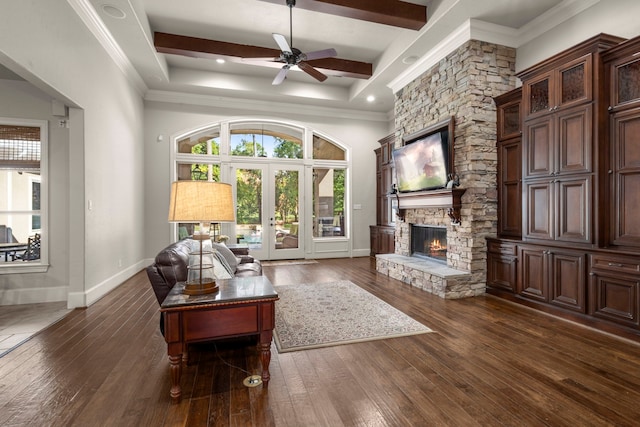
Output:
top-left (411, 224), bottom-right (447, 263)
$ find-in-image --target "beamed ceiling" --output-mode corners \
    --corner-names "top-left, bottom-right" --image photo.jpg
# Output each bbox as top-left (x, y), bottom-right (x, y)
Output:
top-left (75, 0), bottom-right (579, 113)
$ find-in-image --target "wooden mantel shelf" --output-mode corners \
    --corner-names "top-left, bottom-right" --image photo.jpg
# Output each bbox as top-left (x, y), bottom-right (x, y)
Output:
top-left (394, 188), bottom-right (466, 224)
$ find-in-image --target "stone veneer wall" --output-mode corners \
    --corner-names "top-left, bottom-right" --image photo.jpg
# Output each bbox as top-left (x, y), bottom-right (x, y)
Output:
top-left (386, 40), bottom-right (517, 296)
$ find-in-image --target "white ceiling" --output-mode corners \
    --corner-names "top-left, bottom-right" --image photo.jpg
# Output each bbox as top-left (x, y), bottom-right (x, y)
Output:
top-left (82, 0), bottom-right (577, 113)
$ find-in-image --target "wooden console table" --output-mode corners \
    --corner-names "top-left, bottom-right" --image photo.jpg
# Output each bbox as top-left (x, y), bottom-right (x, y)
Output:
top-left (160, 275), bottom-right (279, 402)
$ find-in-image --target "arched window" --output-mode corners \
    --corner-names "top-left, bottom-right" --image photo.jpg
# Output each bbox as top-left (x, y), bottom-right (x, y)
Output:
top-left (173, 120), bottom-right (350, 256)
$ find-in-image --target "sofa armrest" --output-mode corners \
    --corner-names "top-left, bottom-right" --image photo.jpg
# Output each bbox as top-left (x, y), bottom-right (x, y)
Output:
top-left (238, 255), bottom-right (255, 264)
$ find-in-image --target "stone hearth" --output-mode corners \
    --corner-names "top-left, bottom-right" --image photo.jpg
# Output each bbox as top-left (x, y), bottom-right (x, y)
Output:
top-left (376, 254), bottom-right (476, 299)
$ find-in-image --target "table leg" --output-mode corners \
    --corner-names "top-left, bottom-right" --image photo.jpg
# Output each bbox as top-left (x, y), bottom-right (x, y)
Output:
top-left (168, 354), bottom-right (182, 402)
top-left (258, 330), bottom-right (273, 385)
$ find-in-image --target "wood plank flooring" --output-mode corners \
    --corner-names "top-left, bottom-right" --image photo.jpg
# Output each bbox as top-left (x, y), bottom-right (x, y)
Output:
top-left (1, 257), bottom-right (640, 426)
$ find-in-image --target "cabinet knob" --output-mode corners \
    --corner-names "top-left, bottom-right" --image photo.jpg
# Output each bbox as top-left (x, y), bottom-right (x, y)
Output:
top-left (608, 106), bottom-right (613, 111)
top-left (608, 170), bottom-right (613, 174)
top-left (589, 272), bottom-right (595, 276)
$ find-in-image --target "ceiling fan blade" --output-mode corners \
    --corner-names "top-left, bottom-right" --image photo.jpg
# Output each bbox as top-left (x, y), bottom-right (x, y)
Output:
top-left (298, 62), bottom-right (328, 82)
top-left (304, 48), bottom-right (337, 61)
top-left (272, 65), bottom-right (290, 85)
top-left (272, 33), bottom-right (291, 54)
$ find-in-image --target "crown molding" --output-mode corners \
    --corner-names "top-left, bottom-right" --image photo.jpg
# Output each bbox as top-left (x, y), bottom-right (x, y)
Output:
top-left (387, 19), bottom-right (472, 94)
top-left (144, 90), bottom-right (391, 123)
top-left (517, 0), bottom-right (600, 46)
top-left (66, 0), bottom-right (147, 96)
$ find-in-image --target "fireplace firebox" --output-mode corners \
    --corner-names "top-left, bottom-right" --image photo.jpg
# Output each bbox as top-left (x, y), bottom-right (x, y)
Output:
top-left (411, 225), bottom-right (447, 263)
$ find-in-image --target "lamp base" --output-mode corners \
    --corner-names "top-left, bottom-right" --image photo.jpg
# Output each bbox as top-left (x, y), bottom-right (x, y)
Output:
top-left (182, 280), bottom-right (219, 295)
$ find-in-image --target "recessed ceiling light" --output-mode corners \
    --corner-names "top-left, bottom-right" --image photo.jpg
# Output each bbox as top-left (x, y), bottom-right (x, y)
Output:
top-left (102, 4), bottom-right (126, 19)
top-left (366, 95), bottom-right (375, 103)
top-left (216, 58), bottom-right (226, 64)
top-left (402, 55), bottom-right (419, 65)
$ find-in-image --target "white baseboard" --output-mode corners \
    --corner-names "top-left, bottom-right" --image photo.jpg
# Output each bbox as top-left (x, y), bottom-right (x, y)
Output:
top-left (351, 249), bottom-right (371, 258)
top-left (67, 259), bottom-right (149, 308)
top-left (0, 286), bottom-right (68, 306)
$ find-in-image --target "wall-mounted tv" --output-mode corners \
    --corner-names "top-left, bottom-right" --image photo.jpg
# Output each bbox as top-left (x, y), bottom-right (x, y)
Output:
top-left (392, 118), bottom-right (454, 193)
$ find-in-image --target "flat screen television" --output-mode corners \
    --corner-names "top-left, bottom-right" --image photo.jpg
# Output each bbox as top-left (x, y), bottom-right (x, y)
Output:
top-left (392, 119), bottom-right (453, 193)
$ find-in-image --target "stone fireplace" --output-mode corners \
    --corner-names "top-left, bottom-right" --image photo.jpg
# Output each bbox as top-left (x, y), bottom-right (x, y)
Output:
top-left (374, 39), bottom-right (517, 299)
top-left (411, 225), bottom-right (447, 263)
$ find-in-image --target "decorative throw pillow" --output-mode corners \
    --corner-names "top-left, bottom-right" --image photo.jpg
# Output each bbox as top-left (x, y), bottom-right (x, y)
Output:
top-left (214, 251), bottom-right (234, 277)
top-left (212, 254), bottom-right (233, 279)
top-left (211, 242), bottom-right (239, 271)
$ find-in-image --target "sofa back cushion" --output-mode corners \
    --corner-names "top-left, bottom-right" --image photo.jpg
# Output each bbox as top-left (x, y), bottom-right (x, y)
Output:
top-left (155, 239), bottom-right (191, 284)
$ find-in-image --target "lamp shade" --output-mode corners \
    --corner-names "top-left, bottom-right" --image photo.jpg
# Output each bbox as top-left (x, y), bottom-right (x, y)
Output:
top-left (168, 181), bottom-right (235, 223)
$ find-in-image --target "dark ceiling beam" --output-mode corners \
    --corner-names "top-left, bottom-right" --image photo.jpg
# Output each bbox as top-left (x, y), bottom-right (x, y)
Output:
top-left (154, 32), bottom-right (373, 79)
top-left (258, 0), bottom-right (427, 30)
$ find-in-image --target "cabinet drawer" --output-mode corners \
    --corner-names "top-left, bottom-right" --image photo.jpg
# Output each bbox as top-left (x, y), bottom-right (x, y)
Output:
top-left (488, 240), bottom-right (517, 256)
top-left (590, 254), bottom-right (640, 275)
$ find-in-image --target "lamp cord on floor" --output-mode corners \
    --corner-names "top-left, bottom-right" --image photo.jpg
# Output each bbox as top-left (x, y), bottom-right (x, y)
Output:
top-left (213, 343), bottom-right (253, 376)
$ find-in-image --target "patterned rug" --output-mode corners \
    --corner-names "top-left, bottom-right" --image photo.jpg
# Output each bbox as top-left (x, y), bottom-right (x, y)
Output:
top-left (273, 280), bottom-right (433, 353)
top-left (262, 260), bottom-right (318, 266)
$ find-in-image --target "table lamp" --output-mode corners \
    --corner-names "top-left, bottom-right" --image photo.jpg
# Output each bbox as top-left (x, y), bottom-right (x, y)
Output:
top-left (168, 181), bottom-right (235, 295)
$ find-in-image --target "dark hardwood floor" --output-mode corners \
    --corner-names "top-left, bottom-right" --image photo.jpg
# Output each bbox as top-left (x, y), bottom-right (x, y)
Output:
top-left (2, 257), bottom-right (640, 426)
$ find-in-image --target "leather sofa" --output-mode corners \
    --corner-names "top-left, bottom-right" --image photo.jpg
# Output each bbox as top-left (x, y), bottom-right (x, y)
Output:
top-left (146, 239), bottom-right (262, 332)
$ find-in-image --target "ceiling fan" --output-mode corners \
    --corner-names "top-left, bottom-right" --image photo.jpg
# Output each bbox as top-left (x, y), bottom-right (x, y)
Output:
top-left (245, 0), bottom-right (337, 85)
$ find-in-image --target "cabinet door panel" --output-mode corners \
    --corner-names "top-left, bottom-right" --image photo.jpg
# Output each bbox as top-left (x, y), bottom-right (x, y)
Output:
top-left (589, 274), bottom-right (639, 327)
top-left (487, 253), bottom-right (517, 292)
top-left (614, 172), bottom-right (640, 246)
top-left (609, 55), bottom-right (640, 108)
top-left (523, 71), bottom-right (552, 117)
top-left (557, 105), bottom-right (592, 174)
top-left (498, 139), bottom-right (522, 237)
top-left (524, 181), bottom-right (553, 240)
top-left (611, 110), bottom-right (640, 247)
top-left (550, 251), bottom-right (585, 312)
top-left (557, 54), bottom-right (592, 109)
top-left (519, 247), bottom-right (547, 301)
top-left (524, 117), bottom-right (554, 178)
top-left (557, 177), bottom-right (591, 243)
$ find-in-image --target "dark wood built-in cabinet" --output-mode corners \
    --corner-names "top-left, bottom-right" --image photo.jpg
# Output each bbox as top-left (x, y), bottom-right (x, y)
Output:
top-left (370, 134), bottom-right (395, 255)
top-left (488, 34), bottom-right (640, 338)
top-left (495, 89), bottom-right (522, 238)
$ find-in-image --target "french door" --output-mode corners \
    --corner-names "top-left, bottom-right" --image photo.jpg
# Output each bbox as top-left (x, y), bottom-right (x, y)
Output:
top-left (233, 163), bottom-right (304, 260)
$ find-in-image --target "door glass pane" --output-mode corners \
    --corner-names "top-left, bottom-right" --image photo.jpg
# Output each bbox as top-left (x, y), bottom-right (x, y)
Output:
top-left (236, 168), bottom-right (263, 249)
top-left (274, 169), bottom-right (299, 250)
top-left (313, 168), bottom-right (345, 237)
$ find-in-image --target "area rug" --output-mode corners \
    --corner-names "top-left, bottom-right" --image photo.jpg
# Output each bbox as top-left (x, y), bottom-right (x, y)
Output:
top-left (273, 280), bottom-right (433, 353)
top-left (262, 260), bottom-right (318, 266)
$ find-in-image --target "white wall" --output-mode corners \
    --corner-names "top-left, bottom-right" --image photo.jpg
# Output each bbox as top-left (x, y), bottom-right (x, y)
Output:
top-left (516, 0), bottom-right (640, 72)
top-left (0, 1), bottom-right (145, 307)
top-left (0, 80), bottom-right (70, 304)
top-left (143, 98), bottom-right (389, 258)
